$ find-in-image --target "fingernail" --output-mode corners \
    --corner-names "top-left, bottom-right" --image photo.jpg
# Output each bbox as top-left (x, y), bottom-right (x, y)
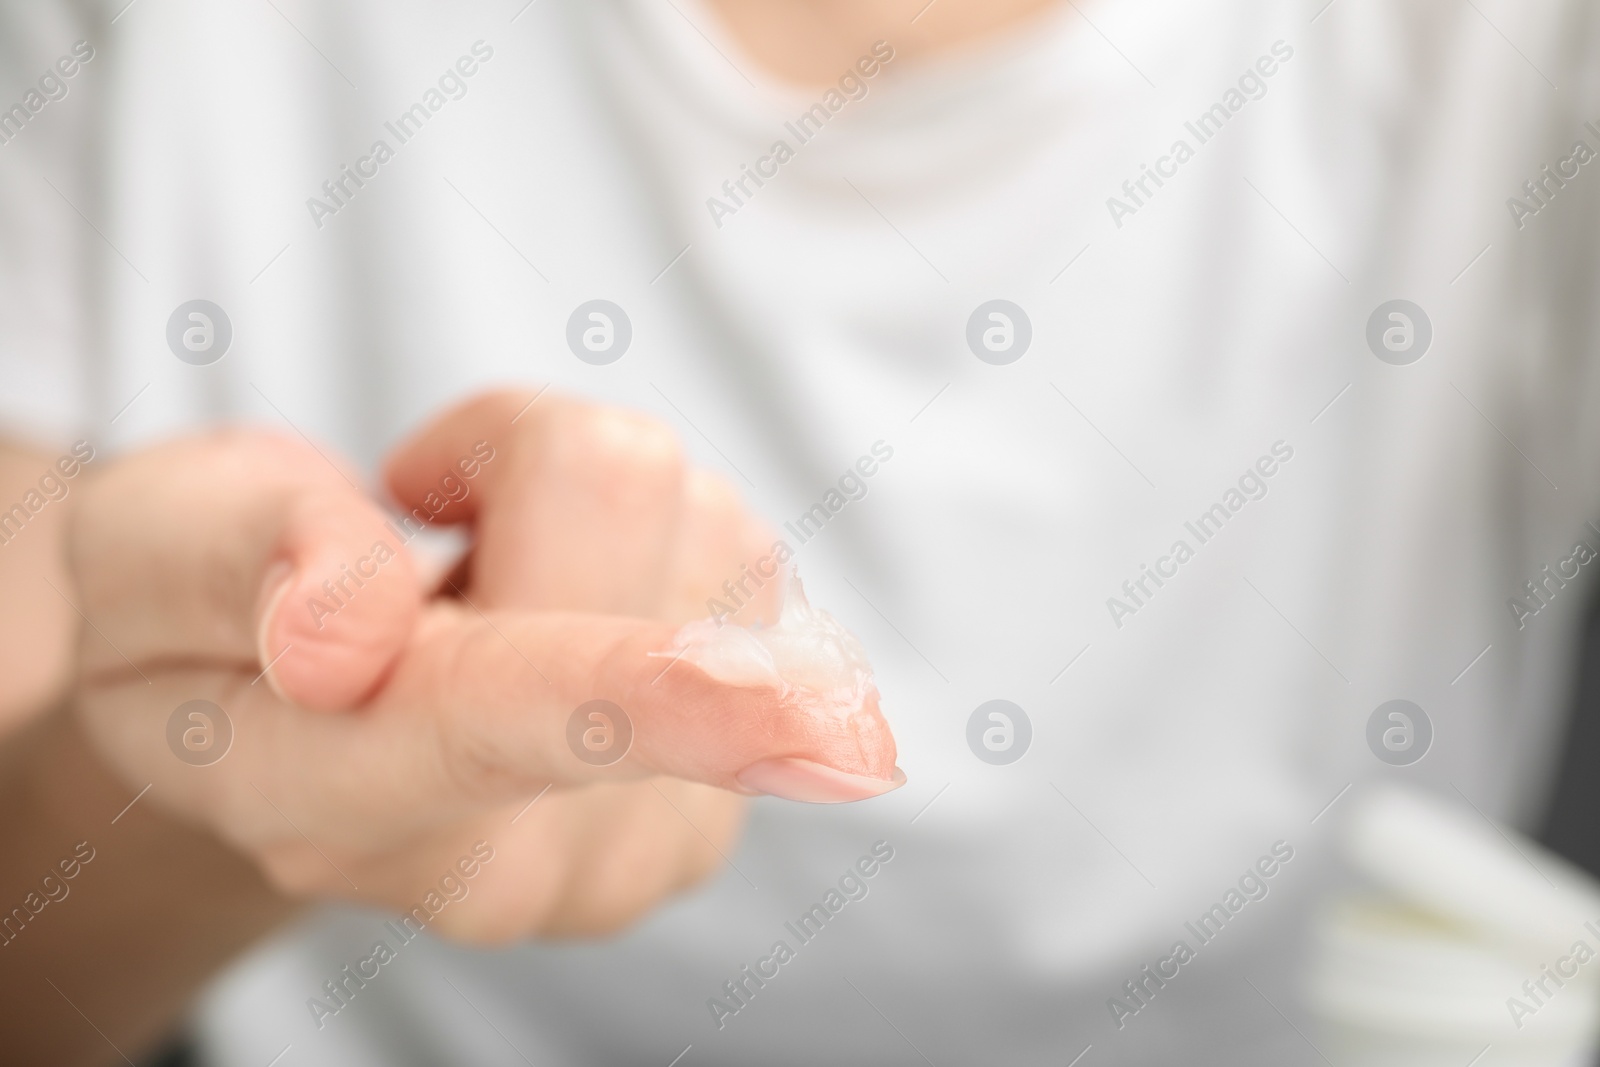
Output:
top-left (734, 758), bottom-right (906, 804)
top-left (255, 561), bottom-right (295, 701)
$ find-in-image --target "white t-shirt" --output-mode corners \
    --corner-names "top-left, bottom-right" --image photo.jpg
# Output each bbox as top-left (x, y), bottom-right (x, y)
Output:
top-left (5, 0), bottom-right (1600, 1062)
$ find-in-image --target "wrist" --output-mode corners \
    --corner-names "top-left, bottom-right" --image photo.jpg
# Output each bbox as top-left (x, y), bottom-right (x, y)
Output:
top-left (0, 705), bottom-right (300, 1065)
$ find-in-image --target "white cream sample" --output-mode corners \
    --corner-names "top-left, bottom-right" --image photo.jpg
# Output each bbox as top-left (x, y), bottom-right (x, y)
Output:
top-left (657, 569), bottom-right (876, 715)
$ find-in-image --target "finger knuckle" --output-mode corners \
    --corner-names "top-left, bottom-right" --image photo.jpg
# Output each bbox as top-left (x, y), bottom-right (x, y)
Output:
top-left (559, 406), bottom-right (686, 485)
top-left (685, 468), bottom-right (742, 519)
top-left (422, 611), bottom-right (553, 804)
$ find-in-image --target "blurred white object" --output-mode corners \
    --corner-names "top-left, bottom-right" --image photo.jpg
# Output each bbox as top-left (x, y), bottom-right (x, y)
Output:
top-left (1309, 785), bottom-right (1600, 1067)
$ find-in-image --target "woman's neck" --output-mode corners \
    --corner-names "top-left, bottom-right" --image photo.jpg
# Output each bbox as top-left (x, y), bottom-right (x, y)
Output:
top-left (702, 0), bottom-right (1060, 86)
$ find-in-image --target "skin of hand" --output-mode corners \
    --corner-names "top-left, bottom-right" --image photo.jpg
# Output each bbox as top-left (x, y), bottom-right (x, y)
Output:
top-left (0, 440), bottom-right (295, 1067)
top-left (703, 0), bottom-right (1059, 86)
top-left (68, 389), bottom-right (899, 943)
top-left (0, 439), bottom-right (76, 732)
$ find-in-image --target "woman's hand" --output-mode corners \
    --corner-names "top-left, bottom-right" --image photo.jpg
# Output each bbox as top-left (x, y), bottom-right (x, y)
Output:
top-left (68, 390), bottom-right (899, 940)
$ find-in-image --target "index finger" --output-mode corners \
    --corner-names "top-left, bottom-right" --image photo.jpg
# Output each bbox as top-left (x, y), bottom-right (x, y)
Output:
top-left (406, 591), bottom-right (903, 805)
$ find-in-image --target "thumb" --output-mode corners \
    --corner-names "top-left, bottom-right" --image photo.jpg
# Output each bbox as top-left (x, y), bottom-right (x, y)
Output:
top-left (255, 483), bottom-right (424, 710)
top-left (71, 430), bottom-right (423, 711)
